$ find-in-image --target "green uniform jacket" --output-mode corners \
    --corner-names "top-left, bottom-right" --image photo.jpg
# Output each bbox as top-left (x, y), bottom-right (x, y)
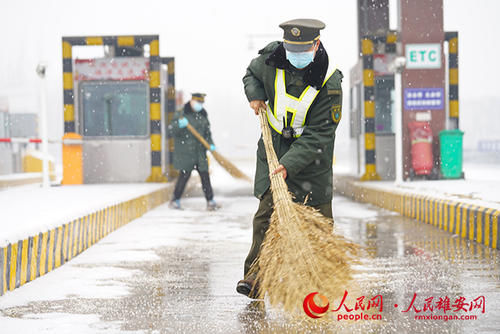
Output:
top-left (243, 41), bottom-right (343, 206)
top-left (171, 102), bottom-right (214, 172)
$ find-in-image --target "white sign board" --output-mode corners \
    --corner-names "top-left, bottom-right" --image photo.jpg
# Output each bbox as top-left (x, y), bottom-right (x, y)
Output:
top-left (405, 44), bottom-right (441, 69)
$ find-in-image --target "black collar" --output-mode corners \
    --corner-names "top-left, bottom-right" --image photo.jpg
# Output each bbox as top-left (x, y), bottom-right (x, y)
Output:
top-left (265, 42), bottom-right (329, 90)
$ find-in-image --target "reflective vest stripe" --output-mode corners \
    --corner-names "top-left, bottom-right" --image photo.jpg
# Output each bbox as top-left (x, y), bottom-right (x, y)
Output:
top-left (267, 63), bottom-right (337, 137)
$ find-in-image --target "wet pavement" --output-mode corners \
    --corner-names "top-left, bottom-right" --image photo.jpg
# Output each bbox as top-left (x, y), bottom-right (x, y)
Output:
top-left (0, 186), bottom-right (499, 333)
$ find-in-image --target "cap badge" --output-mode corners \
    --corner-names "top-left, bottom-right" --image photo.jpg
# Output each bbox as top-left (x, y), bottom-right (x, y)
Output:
top-left (291, 27), bottom-right (301, 37)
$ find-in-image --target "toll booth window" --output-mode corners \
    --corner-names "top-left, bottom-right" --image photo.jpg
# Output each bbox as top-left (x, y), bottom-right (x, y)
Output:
top-left (80, 81), bottom-right (148, 137)
top-left (375, 77), bottom-right (394, 134)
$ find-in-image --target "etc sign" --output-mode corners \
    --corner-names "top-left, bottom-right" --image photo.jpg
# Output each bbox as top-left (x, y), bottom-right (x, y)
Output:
top-left (405, 44), bottom-right (441, 69)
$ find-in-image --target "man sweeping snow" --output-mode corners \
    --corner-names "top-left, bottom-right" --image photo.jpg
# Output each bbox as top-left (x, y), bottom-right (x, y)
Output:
top-left (237, 18), bottom-right (344, 298)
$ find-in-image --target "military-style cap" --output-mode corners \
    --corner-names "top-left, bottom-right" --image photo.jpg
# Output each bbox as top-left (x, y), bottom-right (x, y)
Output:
top-left (279, 18), bottom-right (325, 52)
top-left (191, 93), bottom-right (206, 103)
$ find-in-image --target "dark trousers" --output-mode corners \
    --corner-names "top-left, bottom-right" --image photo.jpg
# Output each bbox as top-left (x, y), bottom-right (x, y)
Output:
top-left (243, 190), bottom-right (333, 278)
top-left (173, 169), bottom-right (214, 201)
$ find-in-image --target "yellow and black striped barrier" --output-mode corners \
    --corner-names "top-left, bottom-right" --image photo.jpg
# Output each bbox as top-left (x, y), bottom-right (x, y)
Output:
top-left (162, 57), bottom-right (177, 179)
top-left (0, 187), bottom-right (169, 296)
top-left (445, 31), bottom-right (459, 129)
top-left (61, 35), bottom-right (166, 182)
top-left (334, 175), bottom-right (500, 250)
top-left (385, 31), bottom-right (397, 54)
top-left (360, 37), bottom-right (381, 181)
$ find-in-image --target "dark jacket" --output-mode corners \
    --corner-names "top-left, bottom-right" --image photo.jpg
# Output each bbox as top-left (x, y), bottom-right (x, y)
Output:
top-left (243, 41), bottom-right (343, 206)
top-left (171, 102), bottom-right (214, 172)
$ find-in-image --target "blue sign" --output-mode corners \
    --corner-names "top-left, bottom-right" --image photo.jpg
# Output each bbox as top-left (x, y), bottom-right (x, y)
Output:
top-left (404, 88), bottom-right (444, 110)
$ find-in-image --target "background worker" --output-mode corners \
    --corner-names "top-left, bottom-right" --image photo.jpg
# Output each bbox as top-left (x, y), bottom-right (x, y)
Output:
top-left (236, 19), bottom-right (344, 297)
top-left (169, 93), bottom-right (219, 211)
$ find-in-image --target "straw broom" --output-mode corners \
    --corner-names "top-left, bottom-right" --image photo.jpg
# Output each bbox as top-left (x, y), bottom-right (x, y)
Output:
top-left (249, 109), bottom-right (360, 312)
top-left (186, 123), bottom-right (252, 182)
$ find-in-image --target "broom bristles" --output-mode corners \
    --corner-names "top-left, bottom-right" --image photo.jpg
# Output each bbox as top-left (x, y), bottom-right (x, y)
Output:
top-left (211, 151), bottom-right (252, 182)
top-left (186, 123), bottom-right (252, 182)
top-left (250, 109), bottom-right (360, 312)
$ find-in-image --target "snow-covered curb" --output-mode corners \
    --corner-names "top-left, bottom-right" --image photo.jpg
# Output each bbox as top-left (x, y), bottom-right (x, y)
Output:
top-left (334, 174), bottom-right (500, 250)
top-left (0, 183), bottom-right (173, 296)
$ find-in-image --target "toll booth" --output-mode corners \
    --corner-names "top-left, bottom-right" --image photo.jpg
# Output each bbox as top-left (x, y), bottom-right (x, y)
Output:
top-left (61, 35), bottom-right (176, 183)
top-left (74, 57), bottom-right (151, 182)
top-left (350, 0), bottom-right (460, 181)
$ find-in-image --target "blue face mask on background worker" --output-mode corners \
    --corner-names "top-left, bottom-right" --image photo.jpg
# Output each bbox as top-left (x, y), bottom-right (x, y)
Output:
top-left (192, 101), bottom-right (203, 112)
top-left (285, 50), bottom-right (315, 69)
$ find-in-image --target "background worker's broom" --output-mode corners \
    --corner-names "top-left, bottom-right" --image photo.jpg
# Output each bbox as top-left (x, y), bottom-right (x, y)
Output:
top-left (186, 123), bottom-right (252, 182)
top-left (249, 109), bottom-right (360, 313)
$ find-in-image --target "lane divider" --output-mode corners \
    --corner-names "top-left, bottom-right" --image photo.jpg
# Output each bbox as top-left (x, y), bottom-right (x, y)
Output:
top-left (0, 187), bottom-right (169, 296)
top-left (334, 175), bottom-right (500, 250)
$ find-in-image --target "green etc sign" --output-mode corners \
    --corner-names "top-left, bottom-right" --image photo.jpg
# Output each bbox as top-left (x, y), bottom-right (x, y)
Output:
top-left (405, 43), bottom-right (442, 69)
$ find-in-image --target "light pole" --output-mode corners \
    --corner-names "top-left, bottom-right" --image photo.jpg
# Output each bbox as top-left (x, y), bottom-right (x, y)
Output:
top-left (389, 57), bottom-right (406, 184)
top-left (36, 63), bottom-right (49, 188)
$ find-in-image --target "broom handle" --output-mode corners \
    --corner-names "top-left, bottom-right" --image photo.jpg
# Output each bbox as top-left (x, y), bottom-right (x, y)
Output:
top-left (185, 120), bottom-right (252, 182)
top-left (186, 123), bottom-right (211, 150)
top-left (257, 109), bottom-right (281, 172)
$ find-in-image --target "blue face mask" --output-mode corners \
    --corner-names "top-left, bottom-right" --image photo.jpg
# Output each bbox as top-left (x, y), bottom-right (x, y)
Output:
top-left (192, 101), bottom-right (203, 112)
top-left (286, 50), bottom-right (315, 69)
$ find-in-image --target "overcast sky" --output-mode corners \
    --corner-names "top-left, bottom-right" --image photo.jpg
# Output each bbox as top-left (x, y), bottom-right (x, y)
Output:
top-left (0, 0), bottom-right (499, 155)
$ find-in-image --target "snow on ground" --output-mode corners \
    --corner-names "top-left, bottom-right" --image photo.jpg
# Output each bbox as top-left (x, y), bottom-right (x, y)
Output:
top-left (0, 183), bottom-right (167, 248)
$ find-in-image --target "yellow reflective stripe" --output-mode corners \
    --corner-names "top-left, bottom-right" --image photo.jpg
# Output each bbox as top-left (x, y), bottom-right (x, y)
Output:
top-left (39, 232), bottom-right (48, 276)
top-left (54, 227), bottom-right (62, 268)
top-left (117, 36), bottom-right (134, 46)
top-left (63, 223), bottom-right (69, 261)
top-left (266, 107), bottom-right (282, 134)
top-left (9, 243), bottom-right (17, 290)
top-left (449, 37), bottom-right (458, 54)
top-left (269, 66), bottom-right (336, 136)
top-left (273, 69), bottom-right (279, 119)
top-left (150, 71), bottom-right (160, 87)
top-left (493, 211), bottom-right (499, 249)
top-left (86, 37), bottom-right (103, 45)
top-left (63, 72), bottom-right (73, 90)
top-left (30, 235), bottom-right (38, 282)
top-left (449, 68), bottom-right (459, 85)
top-left (150, 40), bottom-right (159, 56)
top-left (363, 69), bottom-right (374, 86)
top-left (301, 90), bottom-right (321, 127)
top-left (282, 70), bottom-right (312, 102)
top-left (150, 103), bottom-right (161, 120)
top-left (151, 134), bottom-right (161, 151)
top-left (362, 39), bottom-right (374, 55)
top-left (64, 104), bottom-right (74, 122)
top-left (67, 221), bottom-right (74, 260)
top-left (365, 101), bottom-right (375, 118)
top-left (386, 33), bottom-right (397, 44)
top-left (47, 229), bottom-right (55, 272)
top-left (365, 133), bottom-right (375, 150)
top-left (284, 107), bottom-right (297, 127)
top-left (450, 100), bottom-right (459, 118)
top-left (62, 41), bottom-right (72, 59)
top-left (20, 239), bottom-right (28, 286)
